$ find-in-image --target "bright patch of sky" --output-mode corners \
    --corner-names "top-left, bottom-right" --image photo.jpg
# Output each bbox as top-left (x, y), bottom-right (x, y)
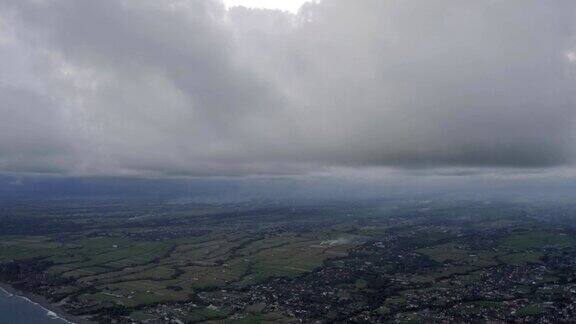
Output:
top-left (223, 0), bottom-right (310, 13)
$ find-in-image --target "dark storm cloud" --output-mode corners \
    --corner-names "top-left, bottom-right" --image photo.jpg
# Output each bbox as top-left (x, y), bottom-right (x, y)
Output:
top-left (0, 87), bottom-right (74, 173)
top-left (0, 0), bottom-right (575, 177)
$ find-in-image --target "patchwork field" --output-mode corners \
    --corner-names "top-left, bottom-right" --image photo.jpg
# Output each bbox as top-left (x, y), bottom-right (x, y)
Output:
top-left (2, 199), bottom-right (576, 322)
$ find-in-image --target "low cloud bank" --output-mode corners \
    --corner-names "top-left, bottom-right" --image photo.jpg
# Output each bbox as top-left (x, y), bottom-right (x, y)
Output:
top-left (0, 0), bottom-right (575, 177)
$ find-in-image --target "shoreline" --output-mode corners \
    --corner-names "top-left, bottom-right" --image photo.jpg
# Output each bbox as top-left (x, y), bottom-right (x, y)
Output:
top-left (0, 282), bottom-right (89, 324)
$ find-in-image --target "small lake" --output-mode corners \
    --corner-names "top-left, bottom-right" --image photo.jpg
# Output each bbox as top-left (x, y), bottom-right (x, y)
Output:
top-left (0, 287), bottom-right (71, 324)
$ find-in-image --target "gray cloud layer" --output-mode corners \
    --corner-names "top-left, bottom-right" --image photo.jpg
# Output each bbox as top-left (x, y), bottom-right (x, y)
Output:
top-left (0, 0), bottom-right (575, 177)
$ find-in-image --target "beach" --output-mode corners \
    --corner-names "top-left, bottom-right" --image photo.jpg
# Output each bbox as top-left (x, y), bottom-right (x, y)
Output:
top-left (0, 283), bottom-right (87, 324)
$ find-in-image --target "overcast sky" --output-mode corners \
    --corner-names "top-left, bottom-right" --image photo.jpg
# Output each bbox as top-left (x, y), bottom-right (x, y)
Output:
top-left (0, 0), bottom-right (575, 180)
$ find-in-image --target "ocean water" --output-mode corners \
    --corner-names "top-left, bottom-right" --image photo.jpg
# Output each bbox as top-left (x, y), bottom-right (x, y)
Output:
top-left (0, 287), bottom-right (72, 324)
